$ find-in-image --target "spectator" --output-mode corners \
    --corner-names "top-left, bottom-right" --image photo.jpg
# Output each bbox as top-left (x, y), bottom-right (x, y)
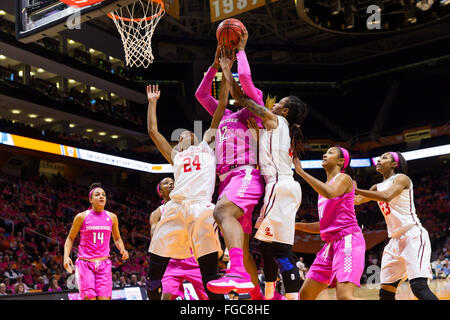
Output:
top-left (129, 274), bottom-right (138, 286)
top-left (118, 276), bottom-right (130, 288)
top-left (3, 263), bottom-right (20, 280)
top-left (137, 275), bottom-right (146, 286)
top-left (112, 274), bottom-right (120, 288)
top-left (14, 283), bottom-right (27, 294)
top-left (47, 278), bottom-right (62, 292)
top-left (0, 283), bottom-right (7, 295)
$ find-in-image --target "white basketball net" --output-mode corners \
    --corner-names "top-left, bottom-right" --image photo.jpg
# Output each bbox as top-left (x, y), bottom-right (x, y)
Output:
top-left (108, 0), bottom-right (165, 68)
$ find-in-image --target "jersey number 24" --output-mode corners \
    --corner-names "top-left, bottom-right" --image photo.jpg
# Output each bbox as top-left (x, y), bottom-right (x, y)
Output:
top-left (183, 155), bottom-right (201, 172)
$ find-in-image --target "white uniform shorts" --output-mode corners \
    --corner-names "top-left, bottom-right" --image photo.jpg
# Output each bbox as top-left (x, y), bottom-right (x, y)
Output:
top-left (380, 225), bottom-right (433, 284)
top-left (254, 177), bottom-right (302, 245)
top-left (149, 199), bottom-right (222, 260)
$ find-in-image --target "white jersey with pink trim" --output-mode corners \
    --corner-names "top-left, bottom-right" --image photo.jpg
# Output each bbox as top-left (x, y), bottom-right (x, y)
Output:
top-left (78, 209), bottom-right (113, 259)
top-left (169, 140), bottom-right (216, 202)
top-left (376, 174), bottom-right (422, 238)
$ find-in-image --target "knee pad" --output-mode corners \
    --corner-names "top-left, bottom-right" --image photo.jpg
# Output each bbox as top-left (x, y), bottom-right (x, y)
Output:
top-left (410, 278), bottom-right (438, 300)
top-left (379, 288), bottom-right (396, 300)
top-left (276, 257), bottom-right (301, 293)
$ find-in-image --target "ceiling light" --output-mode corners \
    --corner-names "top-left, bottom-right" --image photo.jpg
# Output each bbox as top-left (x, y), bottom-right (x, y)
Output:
top-left (91, 86), bottom-right (97, 91)
top-left (44, 118), bottom-right (53, 122)
top-left (28, 114), bottom-right (38, 118)
top-left (86, 128), bottom-right (94, 132)
top-left (11, 109), bottom-right (21, 114)
top-left (111, 135), bottom-right (119, 139)
top-left (89, 48), bottom-right (95, 54)
top-left (37, 68), bottom-right (45, 73)
top-left (0, 10), bottom-right (6, 15)
top-left (98, 132), bottom-right (107, 136)
top-left (68, 39), bottom-right (75, 44)
top-left (0, 55), bottom-right (6, 60)
top-left (69, 123), bottom-right (76, 128)
top-left (18, 70), bottom-right (23, 77)
top-left (68, 79), bottom-right (76, 84)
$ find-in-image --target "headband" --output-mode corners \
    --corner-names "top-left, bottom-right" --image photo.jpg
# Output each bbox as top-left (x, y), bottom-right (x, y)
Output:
top-left (338, 147), bottom-right (350, 173)
top-left (389, 152), bottom-right (399, 167)
top-left (89, 187), bottom-right (102, 199)
top-left (156, 182), bottom-right (162, 197)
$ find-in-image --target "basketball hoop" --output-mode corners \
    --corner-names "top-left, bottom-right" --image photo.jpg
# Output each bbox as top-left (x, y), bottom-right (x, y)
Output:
top-left (107, 0), bottom-right (165, 68)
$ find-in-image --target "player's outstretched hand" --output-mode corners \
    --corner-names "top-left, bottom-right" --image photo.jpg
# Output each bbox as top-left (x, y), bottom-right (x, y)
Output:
top-left (293, 156), bottom-right (304, 175)
top-left (238, 26), bottom-right (248, 51)
top-left (147, 84), bottom-right (160, 103)
top-left (213, 45), bottom-right (222, 69)
top-left (121, 249), bottom-right (129, 261)
top-left (219, 46), bottom-right (235, 71)
top-left (64, 256), bottom-right (74, 274)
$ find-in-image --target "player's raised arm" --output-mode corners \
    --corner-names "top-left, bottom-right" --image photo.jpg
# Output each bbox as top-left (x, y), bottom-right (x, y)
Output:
top-left (204, 48), bottom-right (232, 145)
top-left (195, 46), bottom-right (221, 116)
top-left (236, 26), bottom-right (264, 107)
top-left (354, 184), bottom-right (377, 205)
top-left (227, 72), bottom-right (277, 129)
top-left (146, 85), bottom-right (177, 165)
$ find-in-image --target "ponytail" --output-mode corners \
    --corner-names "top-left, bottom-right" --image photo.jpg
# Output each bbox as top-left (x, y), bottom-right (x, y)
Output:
top-left (285, 95), bottom-right (308, 158)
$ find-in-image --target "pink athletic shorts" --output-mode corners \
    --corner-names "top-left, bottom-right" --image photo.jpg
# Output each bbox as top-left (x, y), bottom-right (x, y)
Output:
top-left (218, 167), bottom-right (264, 235)
top-left (306, 232), bottom-right (366, 288)
top-left (75, 258), bottom-right (112, 299)
top-left (161, 257), bottom-right (208, 300)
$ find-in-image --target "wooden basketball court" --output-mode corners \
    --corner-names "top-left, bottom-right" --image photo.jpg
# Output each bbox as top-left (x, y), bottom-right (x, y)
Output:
top-left (316, 279), bottom-right (449, 300)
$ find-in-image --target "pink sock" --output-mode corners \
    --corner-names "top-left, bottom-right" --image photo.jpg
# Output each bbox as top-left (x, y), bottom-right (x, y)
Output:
top-left (229, 248), bottom-right (245, 272)
top-left (249, 286), bottom-right (264, 300)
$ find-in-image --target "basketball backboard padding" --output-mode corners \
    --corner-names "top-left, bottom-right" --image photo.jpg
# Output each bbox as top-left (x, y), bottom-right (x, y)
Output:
top-left (16, 0), bottom-right (137, 43)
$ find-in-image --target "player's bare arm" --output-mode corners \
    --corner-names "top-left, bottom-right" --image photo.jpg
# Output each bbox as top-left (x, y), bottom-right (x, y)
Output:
top-left (63, 211), bottom-right (87, 273)
top-left (295, 222), bottom-right (320, 234)
top-left (356, 175), bottom-right (409, 203)
top-left (294, 157), bottom-right (353, 199)
top-left (224, 63), bottom-right (277, 129)
top-left (146, 84), bottom-right (177, 165)
top-left (149, 207), bottom-right (162, 238)
top-left (354, 184), bottom-right (377, 205)
top-left (111, 213), bottom-right (128, 261)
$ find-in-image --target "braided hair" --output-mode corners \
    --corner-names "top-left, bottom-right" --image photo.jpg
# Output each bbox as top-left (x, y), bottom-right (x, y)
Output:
top-left (284, 95), bottom-right (308, 158)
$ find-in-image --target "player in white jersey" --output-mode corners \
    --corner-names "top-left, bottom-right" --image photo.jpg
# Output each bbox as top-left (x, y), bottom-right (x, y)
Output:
top-left (221, 63), bottom-right (308, 300)
top-left (145, 49), bottom-right (233, 300)
top-left (355, 151), bottom-right (438, 300)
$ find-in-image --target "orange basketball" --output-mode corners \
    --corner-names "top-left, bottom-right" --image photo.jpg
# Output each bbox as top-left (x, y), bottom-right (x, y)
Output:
top-left (216, 18), bottom-right (245, 49)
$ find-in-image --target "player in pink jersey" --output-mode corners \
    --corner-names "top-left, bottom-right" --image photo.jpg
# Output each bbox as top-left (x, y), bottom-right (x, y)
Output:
top-left (145, 49), bottom-right (233, 300)
top-left (355, 151), bottom-right (437, 300)
top-left (197, 32), bottom-right (265, 298)
top-left (63, 183), bottom-right (129, 300)
top-left (148, 177), bottom-right (208, 300)
top-left (218, 59), bottom-right (308, 300)
top-left (293, 147), bottom-right (365, 300)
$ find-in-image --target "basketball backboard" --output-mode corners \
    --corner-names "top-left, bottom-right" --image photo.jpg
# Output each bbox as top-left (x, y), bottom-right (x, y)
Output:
top-left (15, 0), bottom-right (136, 43)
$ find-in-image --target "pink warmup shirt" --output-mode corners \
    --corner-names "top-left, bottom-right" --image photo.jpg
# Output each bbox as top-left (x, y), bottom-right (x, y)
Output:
top-left (317, 174), bottom-right (361, 243)
top-left (78, 209), bottom-right (113, 259)
top-left (196, 51), bottom-right (264, 175)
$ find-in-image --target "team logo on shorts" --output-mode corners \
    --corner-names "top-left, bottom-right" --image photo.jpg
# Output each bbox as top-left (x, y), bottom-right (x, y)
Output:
top-left (265, 226), bottom-right (273, 237)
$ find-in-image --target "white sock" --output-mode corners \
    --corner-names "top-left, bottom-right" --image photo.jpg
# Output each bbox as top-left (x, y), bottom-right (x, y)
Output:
top-left (285, 292), bottom-right (299, 300)
top-left (265, 281), bottom-right (275, 300)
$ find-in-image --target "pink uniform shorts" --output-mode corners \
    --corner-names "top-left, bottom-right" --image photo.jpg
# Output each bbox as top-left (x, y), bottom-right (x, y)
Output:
top-left (75, 258), bottom-right (112, 299)
top-left (306, 232), bottom-right (366, 288)
top-left (218, 167), bottom-right (264, 235)
top-left (161, 257), bottom-right (208, 300)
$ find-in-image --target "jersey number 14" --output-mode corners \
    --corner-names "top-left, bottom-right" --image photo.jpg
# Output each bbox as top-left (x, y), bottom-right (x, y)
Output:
top-left (93, 232), bottom-right (104, 244)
